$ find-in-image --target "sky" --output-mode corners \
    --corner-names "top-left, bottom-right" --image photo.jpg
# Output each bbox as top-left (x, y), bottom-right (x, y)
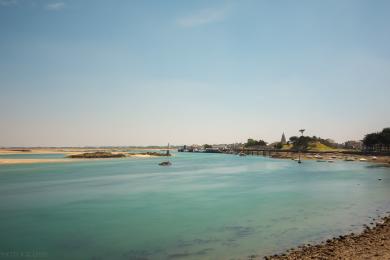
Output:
top-left (0, 0), bottom-right (390, 147)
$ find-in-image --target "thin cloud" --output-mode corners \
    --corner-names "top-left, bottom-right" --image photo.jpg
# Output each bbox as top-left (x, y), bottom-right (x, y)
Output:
top-left (0, 0), bottom-right (18, 6)
top-left (45, 2), bottom-right (65, 11)
top-left (177, 5), bottom-right (230, 28)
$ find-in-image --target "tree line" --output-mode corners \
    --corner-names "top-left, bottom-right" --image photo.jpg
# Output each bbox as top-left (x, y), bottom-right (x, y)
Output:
top-left (362, 128), bottom-right (390, 151)
top-left (244, 138), bottom-right (267, 148)
top-left (288, 136), bottom-right (338, 150)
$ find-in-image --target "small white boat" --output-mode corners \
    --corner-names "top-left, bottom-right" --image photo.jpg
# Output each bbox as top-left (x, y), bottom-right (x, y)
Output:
top-left (372, 156), bottom-right (377, 160)
top-left (359, 158), bottom-right (367, 161)
top-left (345, 157), bottom-right (355, 161)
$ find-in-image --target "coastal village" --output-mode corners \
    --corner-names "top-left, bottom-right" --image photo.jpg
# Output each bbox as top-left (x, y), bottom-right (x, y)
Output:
top-left (176, 128), bottom-right (390, 164)
top-left (177, 133), bottom-right (363, 153)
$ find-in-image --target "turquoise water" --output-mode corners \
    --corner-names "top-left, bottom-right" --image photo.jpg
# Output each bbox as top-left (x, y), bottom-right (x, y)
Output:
top-left (0, 153), bottom-right (389, 260)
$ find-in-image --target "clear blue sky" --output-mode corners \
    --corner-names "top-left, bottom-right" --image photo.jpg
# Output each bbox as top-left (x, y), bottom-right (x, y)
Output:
top-left (1, 0), bottom-right (389, 146)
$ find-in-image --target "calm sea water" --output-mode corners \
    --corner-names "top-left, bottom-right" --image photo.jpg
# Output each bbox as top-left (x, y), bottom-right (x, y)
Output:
top-left (0, 152), bottom-right (389, 260)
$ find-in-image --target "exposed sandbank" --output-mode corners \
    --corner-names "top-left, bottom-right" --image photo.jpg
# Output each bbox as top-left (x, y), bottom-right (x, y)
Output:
top-left (0, 158), bottom-right (73, 165)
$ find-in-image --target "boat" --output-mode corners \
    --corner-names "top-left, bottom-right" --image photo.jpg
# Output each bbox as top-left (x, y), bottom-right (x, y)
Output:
top-left (372, 156), bottom-right (377, 160)
top-left (159, 161), bottom-right (171, 166)
top-left (344, 157), bottom-right (355, 161)
top-left (359, 158), bottom-right (367, 161)
top-left (239, 152), bottom-right (246, 156)
top-left (317, 160), bottom-right (327, 162)
top-left (327, 160), bottom-right (334, 163)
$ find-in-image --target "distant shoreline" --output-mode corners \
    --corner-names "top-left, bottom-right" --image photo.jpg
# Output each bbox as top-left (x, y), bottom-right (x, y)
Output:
top-left (1, 147), bottom-right (390, 165)
top-left (0, 148), bottom-right (172, 165)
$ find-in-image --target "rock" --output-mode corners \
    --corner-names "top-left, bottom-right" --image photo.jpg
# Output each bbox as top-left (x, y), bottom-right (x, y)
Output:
top-left (158, 161), bottom-right (171, 166)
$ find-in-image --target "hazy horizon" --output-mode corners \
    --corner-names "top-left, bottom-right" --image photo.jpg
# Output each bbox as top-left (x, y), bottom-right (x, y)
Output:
top-left (1, 0), bottom-right (390, 147)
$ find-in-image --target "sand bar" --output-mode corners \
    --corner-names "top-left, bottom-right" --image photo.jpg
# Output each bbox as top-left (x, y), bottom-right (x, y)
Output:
top-left (0, 159), bottom-right (73, 165)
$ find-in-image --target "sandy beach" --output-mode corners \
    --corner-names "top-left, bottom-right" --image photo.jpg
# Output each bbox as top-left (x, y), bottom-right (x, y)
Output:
top-left (263, 215), bottom-right (390, 260)
top-left (0, 158), bottom-right (75, 165)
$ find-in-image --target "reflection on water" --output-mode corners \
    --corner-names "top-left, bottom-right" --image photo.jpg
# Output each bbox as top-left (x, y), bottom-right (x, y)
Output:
top-left (0, 152), bottom-right (389, 259)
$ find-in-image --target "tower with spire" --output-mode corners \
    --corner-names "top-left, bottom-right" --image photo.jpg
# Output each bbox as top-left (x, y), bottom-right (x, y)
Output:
top-left (281, 133), bottom-right (287, 145)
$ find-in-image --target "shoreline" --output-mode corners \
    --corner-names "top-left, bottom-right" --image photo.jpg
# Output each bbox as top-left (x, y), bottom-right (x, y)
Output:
top-left (0, 148), bottom-right (172, 165)
top-left (260, 214), bottom-right (390, 260)
top-left (257, 151), bottom-right (390, 165)
top-left (0, 158), bottom-right (75, 165)
top-left (0, 147), bottom-right (388, 167)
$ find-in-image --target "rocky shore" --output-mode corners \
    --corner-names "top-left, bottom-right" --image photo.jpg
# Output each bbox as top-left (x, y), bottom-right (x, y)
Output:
top-left (262, 215), bottom-right (390, 260)
top-left (269, 152), bottom-right (390, 165)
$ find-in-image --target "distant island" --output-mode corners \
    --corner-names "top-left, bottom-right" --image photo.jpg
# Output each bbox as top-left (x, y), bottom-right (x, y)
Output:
top-left (67, 152), bottom-right (126, 158)
top-left (67, 151), bottom-right (171, 159)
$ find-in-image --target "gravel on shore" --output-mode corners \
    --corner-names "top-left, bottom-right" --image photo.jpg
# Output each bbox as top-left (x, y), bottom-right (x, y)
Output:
top-left (262, 215), bottom-right (390, 260)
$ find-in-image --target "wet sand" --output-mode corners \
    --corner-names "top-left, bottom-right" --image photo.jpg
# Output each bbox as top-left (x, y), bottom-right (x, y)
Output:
top-left (0, 158), bottom-right (73, 165)
top-left (262, 215), bottom-right (390, 260)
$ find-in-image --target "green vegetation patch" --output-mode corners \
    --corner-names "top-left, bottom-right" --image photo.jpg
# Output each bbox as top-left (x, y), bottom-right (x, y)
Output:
top-left (68, 152), bottom-right (126, 158)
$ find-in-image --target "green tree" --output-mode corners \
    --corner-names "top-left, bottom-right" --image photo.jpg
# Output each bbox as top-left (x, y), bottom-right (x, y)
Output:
top-left (289, 136), bottom-right (312, 150)
top-left (363, 128), bottom-right (390, 151)
top-left (275, 142), bottom-right (283, 149)
top-left (244, 138), bottom-right (268, 147)
top-left (289, 136), bottom-right (298, 143)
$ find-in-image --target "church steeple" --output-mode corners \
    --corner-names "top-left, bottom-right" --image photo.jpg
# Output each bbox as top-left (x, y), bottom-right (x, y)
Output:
top-left (281, 132), bottom-right (287, 145)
